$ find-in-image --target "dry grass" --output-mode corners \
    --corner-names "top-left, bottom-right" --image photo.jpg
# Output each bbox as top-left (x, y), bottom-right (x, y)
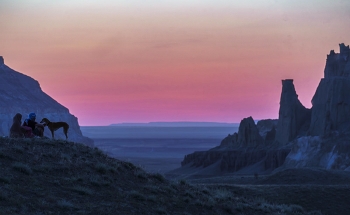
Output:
top-left (0, 137), bottom-right (322, 215)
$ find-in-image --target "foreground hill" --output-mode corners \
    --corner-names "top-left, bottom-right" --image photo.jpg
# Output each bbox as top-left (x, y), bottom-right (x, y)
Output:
top-left (0, 137), bottom-right (319, 215)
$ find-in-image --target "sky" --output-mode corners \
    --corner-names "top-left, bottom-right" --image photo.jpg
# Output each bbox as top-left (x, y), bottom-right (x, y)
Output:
top-left (1, 0), bottom-right (350, 126)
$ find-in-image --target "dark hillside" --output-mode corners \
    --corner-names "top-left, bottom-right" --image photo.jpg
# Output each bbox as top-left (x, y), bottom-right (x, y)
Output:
top-left (0, 137), bottom-right (319, 215)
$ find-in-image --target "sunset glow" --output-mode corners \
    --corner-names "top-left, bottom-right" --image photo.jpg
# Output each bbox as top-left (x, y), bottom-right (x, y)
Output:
top-left (1, 0), bottom-right (350, 125)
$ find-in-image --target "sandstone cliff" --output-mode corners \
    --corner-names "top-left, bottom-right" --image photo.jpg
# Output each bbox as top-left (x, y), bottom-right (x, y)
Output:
top-left (275, 79), bottom-right (311, 145)
top-left (309, 43), bottom-right (350, 136)
top-left (172, 43), bottom-right (350, 177)
top-left (0, 57), bottom-right (93, 146)
top-left (170, 117), bottom-right (285, 177)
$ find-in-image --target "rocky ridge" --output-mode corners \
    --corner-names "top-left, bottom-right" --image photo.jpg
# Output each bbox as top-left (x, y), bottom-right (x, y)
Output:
top-left (170, 43), bottom-right (350, 177)
top-left (0, 57), bottom-right (93, 146)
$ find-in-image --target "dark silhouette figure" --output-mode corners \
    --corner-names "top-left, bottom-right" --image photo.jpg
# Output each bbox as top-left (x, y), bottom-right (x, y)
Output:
top-left (10, 113), bottom-right (25, 138)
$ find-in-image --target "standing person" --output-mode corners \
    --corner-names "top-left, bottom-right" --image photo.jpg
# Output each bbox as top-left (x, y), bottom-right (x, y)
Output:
top-left (22, 112), bottom-right (44, 137)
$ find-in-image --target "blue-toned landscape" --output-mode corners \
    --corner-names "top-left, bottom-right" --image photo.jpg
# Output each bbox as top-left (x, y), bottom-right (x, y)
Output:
top-left (81, 125), bottom-right (239, 173)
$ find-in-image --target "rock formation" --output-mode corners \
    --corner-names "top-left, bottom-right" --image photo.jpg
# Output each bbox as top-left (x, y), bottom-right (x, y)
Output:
top-left (0, 57), bottom-right (93, 146)
top-left (309, 43), bottom-right (350, 136)
top-left (218, 117), bottom-right (268, 149)
top-left (237, 116), bottom-right (263, 147)
top-left (275, 79), bottom-right (311, 145)
top-left (256, 119), bottom-right (277, 144)
top-left (172, 43), bottom-right (350, 177)
top-left (0, 56), bottom-right (4, 65)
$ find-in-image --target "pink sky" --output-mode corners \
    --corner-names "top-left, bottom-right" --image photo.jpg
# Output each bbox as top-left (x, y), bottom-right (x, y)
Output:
top-left (1, 1), bottom-right (350, 125)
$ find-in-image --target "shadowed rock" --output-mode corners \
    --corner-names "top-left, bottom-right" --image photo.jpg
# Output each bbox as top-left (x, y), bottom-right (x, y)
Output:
top-left (0, 56), bottom-right (4, 65)
top-left (257, 119), bottom-right (277, 144)
top-left (309, 43), bottom-right (350, 136)
top-left (174, 43), bottom-right (350, 177)
top-left (275, 79), bottom-right (311, 145)
top-left (237, 116), bottom-right (263, 147)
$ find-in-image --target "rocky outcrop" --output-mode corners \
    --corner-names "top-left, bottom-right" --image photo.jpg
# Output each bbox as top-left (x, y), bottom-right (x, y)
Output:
top-left (218, 117), bottom-right (269, 149)
top-left (173, 43), bottom-right (350, 177)
top-left (257, 119), bottom-right (277, 144)
top-left (0, 58), bottom-right (93, 146)
top-left (309, 43), bottom-right (350, 137)
top-left (275, 79), bottom-right (311, 145)
top-left (181, 148), bottom-right (290, 174)
top-left (0, 56), bottom-right (4, 65)
top-left (237, 116), bottom-right (263, 147)
top-left (281, 134), bottom-right (350, 170)
top-left (182, 116), bottom-right (285, 175)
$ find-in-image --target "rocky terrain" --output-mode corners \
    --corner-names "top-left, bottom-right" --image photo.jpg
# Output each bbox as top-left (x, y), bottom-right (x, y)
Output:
top-left (0, 57), bottom-right (93, 146)
top-left (169, 43), bottom-right (350, 177)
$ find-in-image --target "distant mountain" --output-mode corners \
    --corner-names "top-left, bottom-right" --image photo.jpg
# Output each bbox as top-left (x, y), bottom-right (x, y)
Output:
top-left (0, 56), bottom-right (93, 146)
top-left (109, 122), bottom-right (240, 127)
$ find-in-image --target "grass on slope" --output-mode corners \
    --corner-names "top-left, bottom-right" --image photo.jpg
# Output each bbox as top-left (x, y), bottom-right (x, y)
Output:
top-left (0, 137), bottom-right (318, 215)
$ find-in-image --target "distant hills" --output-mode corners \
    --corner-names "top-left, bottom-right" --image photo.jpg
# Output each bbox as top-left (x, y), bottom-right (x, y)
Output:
top-left (109, 122), bottom-right (240, 127)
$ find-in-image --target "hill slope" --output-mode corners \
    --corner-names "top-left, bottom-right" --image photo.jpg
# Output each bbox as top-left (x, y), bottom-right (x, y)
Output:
top-left (0, 137), bottom-right (317, 215)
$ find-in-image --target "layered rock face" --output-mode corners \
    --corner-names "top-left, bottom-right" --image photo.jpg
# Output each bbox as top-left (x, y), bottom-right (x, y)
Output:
top-left (282, 135), bottom-right (350, 171)
top-left (256, 119), bottom-right (277, 144)
top-left (173, 43), bottom-right (350, 176)
top-left (180, 117), bottom-right (284, 175)
top-left (0, 57), bottom-right (93, 146)
top-left (237, 116), bottom-right (263, 147)
top-left (275, 79), bottom-right (311, 145)
top-left (309, 43), bottom-right (350, 136)
top-left (181, 148), bottom-right (290, 175)
top-left (218, 117), bottom-right (268, 149)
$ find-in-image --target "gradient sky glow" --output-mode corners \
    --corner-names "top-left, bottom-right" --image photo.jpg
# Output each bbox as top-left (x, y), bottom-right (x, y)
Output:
top-left (1, 0), bottom-right (350, 125)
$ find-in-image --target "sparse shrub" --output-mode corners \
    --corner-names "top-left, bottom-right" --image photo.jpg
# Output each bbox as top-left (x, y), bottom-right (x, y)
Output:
top-left (12, 162), bottom-right (32, 175)
top-left (12, 145), bottom-right (24, 154)
top-left (89, 176), bottom-right (101, 187)
top-left (33, 163), bottom-right (52, 173)
top-left (124, 162), bottom-right (137, 170)
top-left (60, 153), bottom-right (71, 163)
top-left (0, 177), bottom-right (11, 184)
top-left (134, 169), bottom-right (147, 180)
top-left (143, 185), bottom-right (161, 194)
top-left (287, 204), bottom-right (305, 213)
top-left (71, 177), bottom-right (83, 182)
top-left (50, 181), bottom-right (60, 188)
top-left (0, 189), bottom-right (9, 201)
top-left (152, 173), bottom-right (166, 182)
top-left (147, 195), bottom-right (158, 203)
top-left (213, 188), bottom-right (233, 200)
top-left (234, 202), bottom-right (249, 212)
top-left (160, 185), bottom-right (175, 194)
top-left (57, 199), bottom-right (74, 209)
top-left (155, 207), bottom-right (168, 215)
top-left (128, 190), bottom-right (147, 201)
top-left (94, 147), bottom-right (106, 156)
top-left (184, 191), bottom-right (195, 198)
top-left (222, 203), bottom-right (234, 214)
top-left (194, 199), bottom-right (205, 206)
top-left (183, 196), bottom-right (191, 203)
top-left (94, 163), bottom-right (108, 174)
top-left (179, 179), bottom-right (187, 185)
top-left (201, 187), bottom-right (210, 194)
top-left (72, 186), bottom-right (93, 195)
